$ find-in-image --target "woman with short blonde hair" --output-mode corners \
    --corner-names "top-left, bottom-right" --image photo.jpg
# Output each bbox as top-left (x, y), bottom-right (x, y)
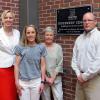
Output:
top-left (0, 10), bottom-right (20, 100)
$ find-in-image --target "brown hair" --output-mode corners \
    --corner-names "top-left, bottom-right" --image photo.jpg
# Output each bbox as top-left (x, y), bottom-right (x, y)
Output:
top-left (20, 25), bottom-right (40, 46)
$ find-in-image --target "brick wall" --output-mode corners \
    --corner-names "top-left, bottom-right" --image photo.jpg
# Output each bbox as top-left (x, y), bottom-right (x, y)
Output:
top-left (0, 0), bottom-right (19, 28)
top-left (0, 0), bottom-right (100, 100)
top-left (39, 0), bottom-right (100, 100)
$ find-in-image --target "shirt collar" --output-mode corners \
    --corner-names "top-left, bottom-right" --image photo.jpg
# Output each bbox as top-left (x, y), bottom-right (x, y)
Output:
top-left (83, 27), bottom-right (97, 37)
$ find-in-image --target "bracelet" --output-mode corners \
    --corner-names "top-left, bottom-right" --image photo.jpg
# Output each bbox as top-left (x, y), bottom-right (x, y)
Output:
top-left (41, 80), bottom-right (45, 84)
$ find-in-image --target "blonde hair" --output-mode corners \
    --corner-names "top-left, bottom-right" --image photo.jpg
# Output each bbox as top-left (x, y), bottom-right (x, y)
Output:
top-left (1, 10), bottom-right (15, 22)
top-left (20, 25), bottom-right (40, 46)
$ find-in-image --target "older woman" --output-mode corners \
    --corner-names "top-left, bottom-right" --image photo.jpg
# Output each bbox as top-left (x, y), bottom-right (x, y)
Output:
top-left (0, 10), bottom-right (20, 100)
top-left (42, 27), bottom-right (63, 100)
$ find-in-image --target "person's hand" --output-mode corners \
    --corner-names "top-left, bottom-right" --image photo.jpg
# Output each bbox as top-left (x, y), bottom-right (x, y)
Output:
top-left (39, 83), bottom-right (44, 94)
top-left (46, 77), bottom-right (55, 85)
top-left (77, 73), bottom-right (86, 84)
top-left (45, 76), bottom-right (50, 83)
top-left (16, 83), bottom-right (24, 96)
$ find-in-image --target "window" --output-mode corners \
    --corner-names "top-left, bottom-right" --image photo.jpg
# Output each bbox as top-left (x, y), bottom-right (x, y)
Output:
top-left (19, 0), bottom-right (39, 33)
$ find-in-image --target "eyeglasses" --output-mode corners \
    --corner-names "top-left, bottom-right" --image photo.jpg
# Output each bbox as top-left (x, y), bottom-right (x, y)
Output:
top-left (83, 19), bottom-right (95, 23)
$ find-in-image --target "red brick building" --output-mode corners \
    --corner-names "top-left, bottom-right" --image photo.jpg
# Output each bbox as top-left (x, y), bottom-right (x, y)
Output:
top-left (0, 0), bottom-right (100, 100)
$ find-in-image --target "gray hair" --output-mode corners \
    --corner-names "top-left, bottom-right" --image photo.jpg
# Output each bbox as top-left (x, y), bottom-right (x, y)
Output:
top-left (83, 12), bottom-right (97, 20)
top-left (43, 26), bottom-right (55, 34)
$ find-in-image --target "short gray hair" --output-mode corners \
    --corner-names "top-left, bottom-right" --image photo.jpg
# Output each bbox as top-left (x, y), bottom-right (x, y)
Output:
top-left (43, 26), bottom-right (55, 34)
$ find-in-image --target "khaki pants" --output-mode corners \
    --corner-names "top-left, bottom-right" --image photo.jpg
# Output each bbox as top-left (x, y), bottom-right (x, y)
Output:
top-left (75, 75), bottom-right (100, 100)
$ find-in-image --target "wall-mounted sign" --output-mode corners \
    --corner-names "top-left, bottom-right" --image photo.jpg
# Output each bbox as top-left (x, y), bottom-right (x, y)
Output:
top-left (57, 5), bottom-right (92, 35)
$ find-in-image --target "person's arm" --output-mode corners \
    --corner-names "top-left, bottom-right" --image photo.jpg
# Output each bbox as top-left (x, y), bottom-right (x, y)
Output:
top-left (71, 42), bottom-right (81, 77)
top-left (40, 44), bottom-right (46, 82)
top-left (39, 56), bottom-right (46, 93)
top-left (41, 56), bottom-right (46, 82)
top-left (14, 45), bottom-right (24, 95)
top-left (14, 55), bottom-right (21, 85)
top-left (14, 55), bottom-right (23, 96)
top-left (82, 39), bottom-right (100, 81)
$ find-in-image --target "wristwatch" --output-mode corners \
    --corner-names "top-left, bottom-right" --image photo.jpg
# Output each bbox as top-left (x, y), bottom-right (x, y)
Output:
top-left (41, 80), bottom-right (45, 84)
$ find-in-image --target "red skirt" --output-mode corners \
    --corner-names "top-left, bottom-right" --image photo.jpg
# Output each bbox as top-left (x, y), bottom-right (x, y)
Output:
top-left (0, 66), bottom-right (18, 100)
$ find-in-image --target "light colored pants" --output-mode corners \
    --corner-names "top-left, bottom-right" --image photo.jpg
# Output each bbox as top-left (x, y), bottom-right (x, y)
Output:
top-left (19, 78), bottom-right (41, 100)
top-left (75, 74), bottom-right (100, 100)
top-left (41, 76), bottom-right (63, 100)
